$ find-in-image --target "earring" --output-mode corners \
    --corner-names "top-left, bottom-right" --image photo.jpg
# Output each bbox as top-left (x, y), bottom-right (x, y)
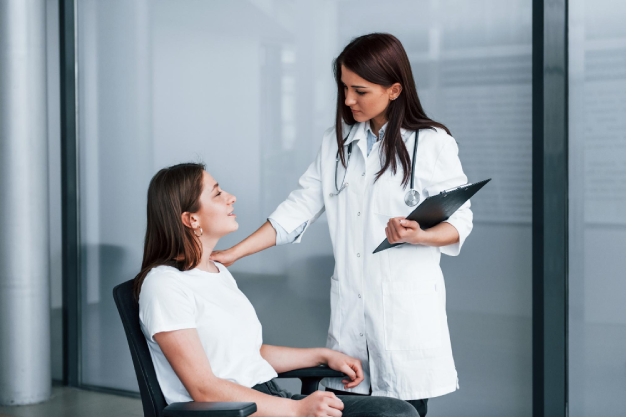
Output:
top-left (193, 227), bottom-right (203, 237)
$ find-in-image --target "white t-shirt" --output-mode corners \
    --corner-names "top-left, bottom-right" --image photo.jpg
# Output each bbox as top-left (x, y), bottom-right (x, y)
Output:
top-left (138, 263), bottom-right (277, 404)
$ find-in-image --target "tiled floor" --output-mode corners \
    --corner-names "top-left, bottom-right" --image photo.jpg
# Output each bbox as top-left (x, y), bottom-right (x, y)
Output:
top-left (0, 386), bottom-right (142, 417)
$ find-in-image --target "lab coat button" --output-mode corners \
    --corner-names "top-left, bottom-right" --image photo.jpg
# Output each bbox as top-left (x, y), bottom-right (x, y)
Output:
top-left (361, 172), bottom-right (365, 177)
top-left (357, 212), bottom-right (361, 216)
top-left (358, 294), bottom-right (361, 298)
top-left (356, 253), bottom-right (360, 258)
top-left (360, 333), bottom-right (364, 337)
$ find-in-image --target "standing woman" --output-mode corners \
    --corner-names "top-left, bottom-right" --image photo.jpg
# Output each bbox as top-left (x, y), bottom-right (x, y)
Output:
top-left (211, 33), bottom-right (473, 417)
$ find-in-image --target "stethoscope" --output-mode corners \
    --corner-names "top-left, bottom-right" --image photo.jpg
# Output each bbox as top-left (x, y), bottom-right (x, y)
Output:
top-left (331, 126), bottom-right (421, 207)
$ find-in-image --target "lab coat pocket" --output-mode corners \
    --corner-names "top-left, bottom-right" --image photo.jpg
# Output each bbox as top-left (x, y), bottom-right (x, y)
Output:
top-left (382, 280), bottom-right (442, 351)
top-left (327, 277), bottom-right (342, 347)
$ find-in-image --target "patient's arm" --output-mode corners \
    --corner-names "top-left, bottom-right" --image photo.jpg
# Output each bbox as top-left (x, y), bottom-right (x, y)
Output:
top-left (155, 329), bottom-right (343, 417)
top-left (260, 345), bottom-right (364, 390)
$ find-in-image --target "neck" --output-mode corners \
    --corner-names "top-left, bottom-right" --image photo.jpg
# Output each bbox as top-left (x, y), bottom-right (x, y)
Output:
top-left (198, 236), bottom-right (219, 272)
top-left (370, 115), bottom-right (387, 138)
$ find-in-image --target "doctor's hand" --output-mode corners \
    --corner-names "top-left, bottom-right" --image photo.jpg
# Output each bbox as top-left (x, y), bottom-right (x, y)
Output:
top-left (209, 247), bottom-right (241, 267)
top-left (385, 217), bottom-right (427, 245)
top-left (323, 349), bottom-right (364, 390)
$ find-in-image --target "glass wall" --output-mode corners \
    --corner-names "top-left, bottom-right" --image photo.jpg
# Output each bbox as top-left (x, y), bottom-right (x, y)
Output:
top-left (569, 1), bottom-right (626, 415)
top-left (76, 1), bottom-right (532, 414)
top-left (47, 0), bottom-right (64, 382)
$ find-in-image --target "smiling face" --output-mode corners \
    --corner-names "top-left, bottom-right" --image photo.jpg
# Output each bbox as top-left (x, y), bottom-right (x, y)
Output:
top-left (341, 65), bottom-right (401, 125)
top-left (188, 171), bottom-right (238, 239)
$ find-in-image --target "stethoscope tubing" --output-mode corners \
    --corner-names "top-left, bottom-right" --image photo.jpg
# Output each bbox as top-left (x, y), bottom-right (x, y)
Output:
top-left (334, 126), bottom-right (420, 207)
top-left (410, 130), bottom-right (418, 191)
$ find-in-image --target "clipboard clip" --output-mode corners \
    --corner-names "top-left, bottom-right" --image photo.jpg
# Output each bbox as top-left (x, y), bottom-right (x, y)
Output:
top-left (439, 178), bottom-right (492, 198)
top-left (440, 183), bottom-right (469, 197)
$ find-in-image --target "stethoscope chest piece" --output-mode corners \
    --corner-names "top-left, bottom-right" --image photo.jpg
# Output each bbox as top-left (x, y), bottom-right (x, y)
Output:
top-left (404, 189), bottom-right (420, 207)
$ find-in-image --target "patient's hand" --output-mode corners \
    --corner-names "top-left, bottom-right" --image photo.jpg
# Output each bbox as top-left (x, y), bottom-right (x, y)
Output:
top-left (295, 391), bottom-right (344, 417)
top-left (324, 350), bottom-right (364, 390)
top-left (210, 248), bottom-right (240, 267)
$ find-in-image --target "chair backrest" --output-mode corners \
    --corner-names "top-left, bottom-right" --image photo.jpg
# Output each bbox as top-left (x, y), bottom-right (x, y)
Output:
top-left (113, 279), bottom-right (168, 417)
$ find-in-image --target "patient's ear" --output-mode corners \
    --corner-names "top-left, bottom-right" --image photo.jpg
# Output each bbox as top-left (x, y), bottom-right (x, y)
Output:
top-left (181, 212), bottom-right (196, 229)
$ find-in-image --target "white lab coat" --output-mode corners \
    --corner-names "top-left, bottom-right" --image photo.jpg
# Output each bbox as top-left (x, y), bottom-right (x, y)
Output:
top-left (268, 122), bottom-right (473, 400)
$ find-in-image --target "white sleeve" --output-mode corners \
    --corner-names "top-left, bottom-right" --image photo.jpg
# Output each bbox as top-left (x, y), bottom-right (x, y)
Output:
top-left (424, 137), bottom-right (474, 257)
top-left (138, 270), bottom-right (196, 342)
top-left (268, 144), bottom-right (325, 244)
top-left (268, 218), bottom-right (308, 246)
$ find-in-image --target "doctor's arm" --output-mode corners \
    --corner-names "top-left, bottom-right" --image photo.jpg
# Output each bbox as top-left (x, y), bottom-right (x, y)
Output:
top-left (386, 218), bottom-right (459, 247)
top-left (211, 145), bottom-right (326, 267)
top-left (154, 329), bottom-right (344, 417)
top-left (210, 219), bottom-right (308, 266)
top-left (210, 221), bottom-right (277, 267)
top-left (386, 137), bottom-right (472, 252)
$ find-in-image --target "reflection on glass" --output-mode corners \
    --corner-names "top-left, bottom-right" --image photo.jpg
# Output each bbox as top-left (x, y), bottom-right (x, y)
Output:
top-left (77, 1), bottom-right (532, 414)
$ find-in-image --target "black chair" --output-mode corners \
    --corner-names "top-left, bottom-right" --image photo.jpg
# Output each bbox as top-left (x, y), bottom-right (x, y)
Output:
top-left (113, 279), bottom-right (344, 417)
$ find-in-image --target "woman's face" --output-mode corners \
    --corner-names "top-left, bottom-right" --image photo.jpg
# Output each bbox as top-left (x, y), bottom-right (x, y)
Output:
top-left (341, 65), bottom-right (399, 124)
top-left (193, 171), bottom-right (238, 238)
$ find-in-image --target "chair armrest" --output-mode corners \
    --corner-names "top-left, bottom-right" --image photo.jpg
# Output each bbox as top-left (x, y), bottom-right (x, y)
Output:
top-left (278, 365), bottom-right (346, 395)
top-left (277, 365), bottom-right (344, 379)
top-left (163, 401), bottom-right (257, 417)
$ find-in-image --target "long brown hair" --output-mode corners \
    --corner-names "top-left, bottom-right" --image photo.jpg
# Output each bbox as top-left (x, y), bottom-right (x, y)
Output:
top-left (334, 33), bottom-right (451, 187)
top-left (133, 163), bottom-right (205, 300)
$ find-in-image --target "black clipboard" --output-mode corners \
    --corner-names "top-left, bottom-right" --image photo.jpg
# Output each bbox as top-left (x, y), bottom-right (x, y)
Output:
top-left (373, 178), bottom-right (491, 254)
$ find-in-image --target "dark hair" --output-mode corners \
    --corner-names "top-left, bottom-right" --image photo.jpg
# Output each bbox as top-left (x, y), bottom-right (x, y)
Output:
top-left (333, 33), bottom-right (451, 187)
top-left (133, 162), bottom-right (205, 300)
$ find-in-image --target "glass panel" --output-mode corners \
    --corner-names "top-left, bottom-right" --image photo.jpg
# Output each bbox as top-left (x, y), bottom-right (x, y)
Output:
top-left (47, 0), bottom-right (63, 382)
top-left (569, 1), bottom-right (626, 415)
top-left (77, 0), bottom-right (153, 390)
top-left (422, 1), bottom-right (533, 414)
top-left (77, 1), bottom-right (532, 413)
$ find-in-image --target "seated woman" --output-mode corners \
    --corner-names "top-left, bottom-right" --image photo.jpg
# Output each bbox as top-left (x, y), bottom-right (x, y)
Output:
top-left (134, 163), bottom-right (418, 417)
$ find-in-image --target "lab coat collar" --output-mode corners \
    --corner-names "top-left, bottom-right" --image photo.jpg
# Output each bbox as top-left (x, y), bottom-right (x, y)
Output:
top-left (342, 121), bottom-right (412, 147)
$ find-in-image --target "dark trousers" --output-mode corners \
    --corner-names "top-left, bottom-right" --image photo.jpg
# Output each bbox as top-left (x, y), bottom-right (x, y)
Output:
top-left (252, 379), bottom-right (419, 417)
top-left (325, 388), bottom-right (428, 417)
